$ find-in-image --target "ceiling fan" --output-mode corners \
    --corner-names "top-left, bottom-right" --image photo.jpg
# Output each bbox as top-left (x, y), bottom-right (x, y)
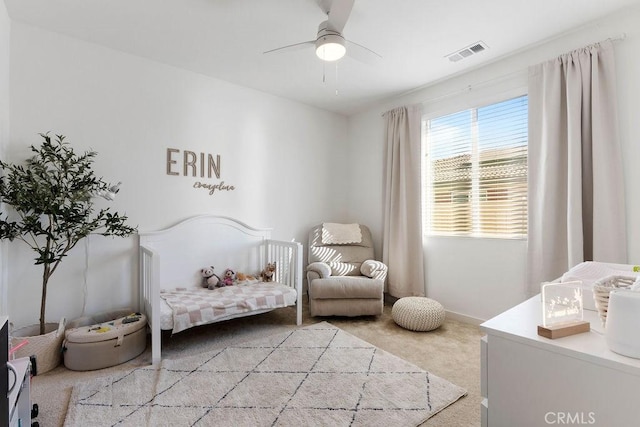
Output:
top-left (264, 0), bottom-right (381, 63)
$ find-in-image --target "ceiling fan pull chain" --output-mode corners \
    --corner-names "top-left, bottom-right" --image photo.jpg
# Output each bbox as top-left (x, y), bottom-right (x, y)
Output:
top-left (323, 59), bottom-right (326, 83)
top-left (335, 62), bottom-right (339, 96)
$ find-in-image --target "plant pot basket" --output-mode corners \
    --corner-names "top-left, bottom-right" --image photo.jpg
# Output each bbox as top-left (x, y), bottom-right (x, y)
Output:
top-left (10, 319), bottom-right (65, 375)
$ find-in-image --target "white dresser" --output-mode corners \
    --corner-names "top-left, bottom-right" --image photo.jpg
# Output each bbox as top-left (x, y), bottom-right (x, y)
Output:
top-left (480, 296), bottom-right (640, 427)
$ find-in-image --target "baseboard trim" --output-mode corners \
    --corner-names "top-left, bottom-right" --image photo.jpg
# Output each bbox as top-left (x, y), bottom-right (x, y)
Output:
top-left (445, 309), bottom-right (485, 326)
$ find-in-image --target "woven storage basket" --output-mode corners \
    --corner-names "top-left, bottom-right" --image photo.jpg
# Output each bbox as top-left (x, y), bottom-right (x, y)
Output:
top-left (593, 276), bottom-right (636, 326)
top-left (10, 318), bottom-right (66, 375)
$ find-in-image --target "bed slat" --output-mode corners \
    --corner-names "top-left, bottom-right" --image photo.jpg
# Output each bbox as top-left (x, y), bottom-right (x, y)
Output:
top-left (266, 239), bottom-right (303, 325)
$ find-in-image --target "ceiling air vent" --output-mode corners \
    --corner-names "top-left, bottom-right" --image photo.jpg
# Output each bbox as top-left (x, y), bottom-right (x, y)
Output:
top-left (446, 41), bottom-right (488, 63)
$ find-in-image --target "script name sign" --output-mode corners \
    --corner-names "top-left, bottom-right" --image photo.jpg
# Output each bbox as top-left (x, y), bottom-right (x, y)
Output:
top-left (166, 148), bottom-right (236, 196)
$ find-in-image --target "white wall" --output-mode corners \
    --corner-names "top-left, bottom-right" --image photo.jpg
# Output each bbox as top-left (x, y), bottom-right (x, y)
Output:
top-left (6, 22), bottom-right (349, 328)
top-left (347, 5), bottom-right (640, 321)
top-left (0, 2), bottom-right (10, 317)
top-left (6, 6), bottom-right (640, 326)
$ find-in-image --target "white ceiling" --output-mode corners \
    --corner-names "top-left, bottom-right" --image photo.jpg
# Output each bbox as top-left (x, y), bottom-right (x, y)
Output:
top-left (4, 0), bottom-right (640, 115)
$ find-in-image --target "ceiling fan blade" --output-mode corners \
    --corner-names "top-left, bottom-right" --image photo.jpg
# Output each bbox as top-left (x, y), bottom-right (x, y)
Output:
top-left (326, 0), bottom-right (354, 33)
top-left (263, 40), bottom-right (315, 55)
top-left (345, 39), bottom-right (382, 65)
top-left (316, 0), bottom-right (333, 15)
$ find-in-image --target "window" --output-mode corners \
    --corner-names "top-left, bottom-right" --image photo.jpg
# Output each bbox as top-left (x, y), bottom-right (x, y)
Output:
top-left (423, 95), bottom-right (528, 238)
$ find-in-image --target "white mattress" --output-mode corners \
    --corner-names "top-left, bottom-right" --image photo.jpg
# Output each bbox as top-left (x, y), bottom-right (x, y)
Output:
top-left (158, 296), bottom-right (288, 331)
top-left (160, 298), bottom-right (175, 330)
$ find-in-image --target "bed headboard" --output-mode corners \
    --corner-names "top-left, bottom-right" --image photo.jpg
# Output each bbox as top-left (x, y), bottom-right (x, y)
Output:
top-left (139, 215), bottom-right (272, 290)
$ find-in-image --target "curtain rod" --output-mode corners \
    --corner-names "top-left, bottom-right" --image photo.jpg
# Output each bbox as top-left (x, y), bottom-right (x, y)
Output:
top-left (381, 33), bottom-right (627, 116)
top-left (381, 69), bottom-right (524, 117)
top-left (609, 32), bottom-right (627, 42)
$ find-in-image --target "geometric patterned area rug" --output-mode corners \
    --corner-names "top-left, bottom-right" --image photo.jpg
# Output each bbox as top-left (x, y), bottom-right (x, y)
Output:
top-left (64, 322), bottom-right (467, 426)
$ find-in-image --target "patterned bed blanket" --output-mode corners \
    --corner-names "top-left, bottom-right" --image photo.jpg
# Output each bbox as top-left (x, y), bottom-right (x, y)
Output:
top-left (160, 283), bottom-right (297, 334)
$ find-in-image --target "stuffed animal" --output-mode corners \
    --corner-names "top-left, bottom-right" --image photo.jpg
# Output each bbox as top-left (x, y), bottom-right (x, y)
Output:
top-left (200, 266), bottom-right (221, 289)
top-left (260, 262), bottom-right (276, 282)
top-left (235, 272), bottom-right (258, 285)
top-left (237, 272), bottom-right (257, 281)
top-left (222, 268), bottom-right (235, 286)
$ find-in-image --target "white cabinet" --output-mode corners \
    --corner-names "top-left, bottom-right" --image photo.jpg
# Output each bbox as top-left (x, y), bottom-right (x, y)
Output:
top-left (480, 296), bottom-right (640, 427)
top-left (8, 357), bottom-right (31, 427)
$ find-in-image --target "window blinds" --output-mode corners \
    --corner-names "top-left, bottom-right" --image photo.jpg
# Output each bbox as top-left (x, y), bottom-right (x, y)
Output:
top-left (424, 95), bottom-right (528, 238)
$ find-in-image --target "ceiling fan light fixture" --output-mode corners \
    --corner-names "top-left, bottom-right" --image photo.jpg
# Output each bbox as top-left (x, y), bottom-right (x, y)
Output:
top-left (315, 34), bottom-right (346, 61)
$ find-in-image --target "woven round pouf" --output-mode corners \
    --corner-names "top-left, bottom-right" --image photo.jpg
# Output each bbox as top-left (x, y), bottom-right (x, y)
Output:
top-left (392, 297), bottom-right (445, 331)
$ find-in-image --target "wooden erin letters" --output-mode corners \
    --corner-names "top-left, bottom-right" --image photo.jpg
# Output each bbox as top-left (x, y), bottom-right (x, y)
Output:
top-left (166, 148), bottom-right (221, 178)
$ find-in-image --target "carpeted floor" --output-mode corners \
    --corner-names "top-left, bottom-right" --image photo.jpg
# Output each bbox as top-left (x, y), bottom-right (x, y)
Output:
top-left (30, 300), bottom-right (483, 426)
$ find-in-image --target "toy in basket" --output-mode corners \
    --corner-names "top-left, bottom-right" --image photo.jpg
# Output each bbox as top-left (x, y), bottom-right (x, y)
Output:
top-left (593, 275), bottom-right (640, 326)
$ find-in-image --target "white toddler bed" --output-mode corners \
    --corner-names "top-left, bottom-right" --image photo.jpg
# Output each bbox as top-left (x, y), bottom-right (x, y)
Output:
top-left (139, 215), bottom-right (303, 365)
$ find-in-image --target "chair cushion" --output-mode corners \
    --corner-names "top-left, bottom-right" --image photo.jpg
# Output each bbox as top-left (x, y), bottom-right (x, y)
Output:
top-left (360, 260), bottom-right (387, 279)
top-left (310, 277), bottom-right (384, 299)
top-left (327, 261), bottom-right (362, 276)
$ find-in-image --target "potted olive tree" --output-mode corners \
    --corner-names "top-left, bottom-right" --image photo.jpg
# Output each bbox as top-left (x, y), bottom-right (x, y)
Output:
top-left (0, 133), bottom-right (137, 373)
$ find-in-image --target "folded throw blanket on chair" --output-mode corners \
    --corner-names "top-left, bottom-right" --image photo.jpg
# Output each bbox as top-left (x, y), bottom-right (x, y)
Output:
top-left (322, 222), bottom-right (362, 244)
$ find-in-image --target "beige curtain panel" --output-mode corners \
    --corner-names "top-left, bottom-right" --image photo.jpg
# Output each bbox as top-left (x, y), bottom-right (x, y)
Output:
top-left (527, 40), bottom-right (627, 296)
top-left (383, 105), bottom-right (426, 298)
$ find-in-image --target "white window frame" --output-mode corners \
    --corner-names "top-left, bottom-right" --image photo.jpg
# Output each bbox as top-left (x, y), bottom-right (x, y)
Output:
top-left (421, 86), bottom-right (528, 240)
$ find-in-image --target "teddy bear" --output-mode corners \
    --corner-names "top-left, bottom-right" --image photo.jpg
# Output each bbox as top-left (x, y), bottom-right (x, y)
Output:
top-left (200, 266), bottom-right (221, 289)
top-left (222, 268), bottom-right (235, 286)
top-left (260, 262), bottom-right (276, 282)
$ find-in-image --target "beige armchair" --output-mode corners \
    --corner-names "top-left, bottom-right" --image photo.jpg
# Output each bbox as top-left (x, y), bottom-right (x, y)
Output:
top-left (306, 223), bottom-right (387, 317)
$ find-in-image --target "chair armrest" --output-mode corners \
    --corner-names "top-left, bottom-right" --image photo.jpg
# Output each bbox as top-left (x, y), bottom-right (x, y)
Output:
top-left (361, 260), bottom-right (388, 281)
top-left (306, 262), bottom-right (332, 279)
